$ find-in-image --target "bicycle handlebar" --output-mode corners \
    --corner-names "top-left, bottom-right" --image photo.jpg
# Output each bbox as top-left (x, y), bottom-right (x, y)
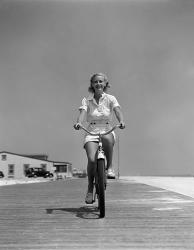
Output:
top-left (77, 124), bottom-right (121, 136)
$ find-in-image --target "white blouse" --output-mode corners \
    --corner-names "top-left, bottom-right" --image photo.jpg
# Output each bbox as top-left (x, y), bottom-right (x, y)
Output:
top-left (79, 93), bottom-right (120, 123)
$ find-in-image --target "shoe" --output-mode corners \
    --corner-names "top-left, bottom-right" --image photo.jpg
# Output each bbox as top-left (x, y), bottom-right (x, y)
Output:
top-left (107, 168), bottom-right (116, 179)
top-left (85, 192), bottom-right (93, 204)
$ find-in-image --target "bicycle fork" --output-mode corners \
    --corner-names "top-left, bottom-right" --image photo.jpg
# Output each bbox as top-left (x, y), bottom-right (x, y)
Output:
top-left (97, 141), bottom-right (105, 160)
top-left (98, 141), bottom-right (107, 188)
top-left (93, 140), bottom-right (107, 204)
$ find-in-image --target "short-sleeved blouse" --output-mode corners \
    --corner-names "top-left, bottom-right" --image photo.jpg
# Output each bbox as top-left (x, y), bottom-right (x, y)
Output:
top-left (79, 93), bottom-right (120, 146)
top-left (79, 92), bottom-right (120, 123)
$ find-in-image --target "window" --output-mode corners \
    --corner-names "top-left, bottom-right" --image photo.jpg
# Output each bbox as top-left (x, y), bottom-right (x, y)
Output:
top-left (59, 165), bottom-right (67, 173)
top-left (23, 164), bottom-right (30, 176)
top-left (41, 164), bottom-right (47, 171)
top-left (1, 154), bottom-right (7, 161)
top-left (8, 164), bottom-right (14, 178)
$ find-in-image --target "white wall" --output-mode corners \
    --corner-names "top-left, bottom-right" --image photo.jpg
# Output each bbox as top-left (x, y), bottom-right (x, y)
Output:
top-left (0, 153), bottom-right (54, 179)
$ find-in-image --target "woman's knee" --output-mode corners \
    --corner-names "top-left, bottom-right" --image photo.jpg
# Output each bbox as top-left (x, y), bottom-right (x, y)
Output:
top-left (87, 155), bottom-right (96, 165)
top-left (85, 142), bottom-right (98, 165)
top-left (102, 134), bottom-right (115, 149)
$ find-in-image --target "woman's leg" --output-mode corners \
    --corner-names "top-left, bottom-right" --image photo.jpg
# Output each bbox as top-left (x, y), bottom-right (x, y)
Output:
top-left (84, 141), bottom-right (98, 193)
top-left (102, 133), bottom-right (115, 171)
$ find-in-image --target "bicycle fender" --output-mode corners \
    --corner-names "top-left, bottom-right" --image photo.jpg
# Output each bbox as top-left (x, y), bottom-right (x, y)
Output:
top-left (97, 151), bottom-right (105, 159)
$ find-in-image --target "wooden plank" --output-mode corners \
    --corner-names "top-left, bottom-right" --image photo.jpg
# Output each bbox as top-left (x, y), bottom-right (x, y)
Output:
top-left (0, 179), bottom-right (194, 249)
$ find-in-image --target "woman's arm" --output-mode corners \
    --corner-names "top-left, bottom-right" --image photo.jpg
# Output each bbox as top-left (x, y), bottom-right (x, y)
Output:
top-left (114, 106), bottom-right (125, 129)
top-left (74, 109), bottom-right (87, 130)
top-left (77, 109), bottom-right (86, 124)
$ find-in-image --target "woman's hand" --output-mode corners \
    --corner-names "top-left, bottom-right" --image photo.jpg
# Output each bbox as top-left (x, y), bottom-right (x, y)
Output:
top-left (119, 121), bottom-right (125, 129)
top-left (113, 107), bottom-right (125, 129)
top-left (74, 123), bottom-right (81, 130)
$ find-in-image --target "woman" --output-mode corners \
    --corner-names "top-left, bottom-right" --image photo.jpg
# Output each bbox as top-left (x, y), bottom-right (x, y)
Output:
top-left (74, 73), bottom-right (125, 204)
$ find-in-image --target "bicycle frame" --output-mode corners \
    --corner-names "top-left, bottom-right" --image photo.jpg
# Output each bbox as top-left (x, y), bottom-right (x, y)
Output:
top-left (77, 124), bottom-right (120, 218)
top-left (96, 135), bottom-right (105, 160)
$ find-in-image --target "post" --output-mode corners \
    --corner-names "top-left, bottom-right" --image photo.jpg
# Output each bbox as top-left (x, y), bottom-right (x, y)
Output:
top-left (117, 133), bottom-right (120, 179)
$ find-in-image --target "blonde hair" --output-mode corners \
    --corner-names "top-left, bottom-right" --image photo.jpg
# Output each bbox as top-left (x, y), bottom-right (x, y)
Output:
top-left (88, 73), bottom-right (111, 93)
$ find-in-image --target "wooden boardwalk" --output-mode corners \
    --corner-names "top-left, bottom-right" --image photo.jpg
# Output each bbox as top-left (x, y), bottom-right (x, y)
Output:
top-left (0, 178), bottom-right (194, 249)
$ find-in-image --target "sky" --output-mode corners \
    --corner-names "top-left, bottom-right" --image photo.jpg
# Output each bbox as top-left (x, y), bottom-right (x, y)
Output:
top-left (1, 0), bottom-right (194, 176)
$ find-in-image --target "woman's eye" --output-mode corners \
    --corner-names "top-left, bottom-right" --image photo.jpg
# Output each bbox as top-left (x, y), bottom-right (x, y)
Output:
top-left (94, 80), bottom-right (103, 83)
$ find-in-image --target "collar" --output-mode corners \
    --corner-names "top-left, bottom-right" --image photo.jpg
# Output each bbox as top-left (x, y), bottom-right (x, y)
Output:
top-left (87, 92), bottom-right (106, 101)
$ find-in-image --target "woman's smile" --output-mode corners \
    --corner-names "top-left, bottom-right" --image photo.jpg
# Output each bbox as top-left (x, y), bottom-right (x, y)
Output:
top-left (94, 84), bottom-right (104, 90)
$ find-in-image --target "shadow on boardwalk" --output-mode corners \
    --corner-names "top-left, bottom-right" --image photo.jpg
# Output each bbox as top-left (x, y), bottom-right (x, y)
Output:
top-left (46, 205), bottom-right (100, 219)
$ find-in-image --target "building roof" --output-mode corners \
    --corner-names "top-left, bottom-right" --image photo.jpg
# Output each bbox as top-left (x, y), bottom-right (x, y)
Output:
top-left (0, 151), bottom-right (71, 165)
top-left (22, 154), bottom-right (48, 161)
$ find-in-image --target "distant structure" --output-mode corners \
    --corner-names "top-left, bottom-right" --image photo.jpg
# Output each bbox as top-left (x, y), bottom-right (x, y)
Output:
top-left (72, 168), bottom-right (87, 178)
top-left (0, 151), bottom-right (72, 179)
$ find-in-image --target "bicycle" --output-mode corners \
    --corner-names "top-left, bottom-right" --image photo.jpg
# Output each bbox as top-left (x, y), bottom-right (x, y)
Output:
top-left (75, 124), bottom-right (121, 218)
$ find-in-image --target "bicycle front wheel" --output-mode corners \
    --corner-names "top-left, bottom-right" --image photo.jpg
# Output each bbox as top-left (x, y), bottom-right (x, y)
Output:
top-left (97, 158), bottom-right (106, 218)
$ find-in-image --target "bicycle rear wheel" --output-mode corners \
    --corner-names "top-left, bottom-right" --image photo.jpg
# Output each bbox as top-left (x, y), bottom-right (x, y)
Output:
top-left (96, 158), bottom-right (106, 218)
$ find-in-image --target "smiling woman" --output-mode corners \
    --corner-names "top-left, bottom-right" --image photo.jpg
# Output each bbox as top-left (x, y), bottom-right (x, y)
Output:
top-left (74, 73), bottom-right (125, 204)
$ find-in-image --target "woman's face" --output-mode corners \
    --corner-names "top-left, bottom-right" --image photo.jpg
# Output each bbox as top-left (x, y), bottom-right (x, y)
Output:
top-left (91, 75), bottom-right (106, 94)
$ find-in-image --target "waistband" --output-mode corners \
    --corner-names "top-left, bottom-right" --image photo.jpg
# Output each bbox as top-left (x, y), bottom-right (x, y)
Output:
top-left (90, 120), bottom-right (109, 125)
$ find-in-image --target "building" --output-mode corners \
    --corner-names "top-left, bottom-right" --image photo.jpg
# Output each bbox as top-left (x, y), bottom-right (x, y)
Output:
top-left (0, 151), bottom-right (72, 179)
top-left (53, 162), bottom-right (73, 179)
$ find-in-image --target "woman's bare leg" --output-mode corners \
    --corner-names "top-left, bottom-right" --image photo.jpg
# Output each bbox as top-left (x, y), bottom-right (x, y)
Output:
top-left (102, 133), bottom-right (115, 170)
top-left (84, 141), bottom-right (98, 193)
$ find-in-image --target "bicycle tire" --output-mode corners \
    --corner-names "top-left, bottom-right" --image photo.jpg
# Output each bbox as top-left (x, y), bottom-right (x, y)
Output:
top-left (97, 158), bottom-right (106, 218)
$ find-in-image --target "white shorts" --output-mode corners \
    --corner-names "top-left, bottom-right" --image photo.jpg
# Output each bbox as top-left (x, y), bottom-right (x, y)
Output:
top-left (83, 122), bottom-right (116, 147)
